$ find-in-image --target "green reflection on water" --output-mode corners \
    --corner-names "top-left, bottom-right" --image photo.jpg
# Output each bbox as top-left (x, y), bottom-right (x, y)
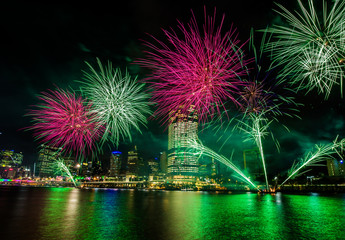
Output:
top-left (38, 188), bottom-right (141, 240)
top-left (282, 194), bottom-right (345, 240)
top-left (194, 193), bottom-right (287, 239)
top-left (33, 189), bottom-right (345, 240)
top-left (163, 192), bottom-right (345, 240)
top-left (38, 187), bottom-right (76, 239)
top-left (81, 189), bottom-right (138, 240)
top-left (49, 187), bottom-right (72, 192)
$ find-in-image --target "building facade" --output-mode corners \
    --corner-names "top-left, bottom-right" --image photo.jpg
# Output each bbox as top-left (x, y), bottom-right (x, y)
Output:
top-left (36, 145), bottom-right (62, 177)
top-left (148, 159), bottom-right (159, 175)
top-left (167, 106), bottom-right (199, 176)
top-left (243, 148), bottom-right (263, 179)
top-left (126, 146), bottom-right (139, 180)
top-left (109, 151), bottom-right (122, 177)
top-left (160, 151), bottom-right (167, 173)
top-left (0, 149), bottom-right (23, 167)
top-left (327, 159), bottom-right (345, 176)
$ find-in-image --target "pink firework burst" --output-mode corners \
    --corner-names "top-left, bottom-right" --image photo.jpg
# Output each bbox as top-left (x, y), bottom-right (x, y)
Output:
top-left (138, 8), bottom-right (248, 124)
top-left (240, 81), bottom-right (270, 115)
top-left (27, 88), bottom-right (104, 157)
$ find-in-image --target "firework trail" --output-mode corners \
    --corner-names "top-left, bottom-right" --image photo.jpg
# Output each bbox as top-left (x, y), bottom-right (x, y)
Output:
top-left (190, 139), bottom-right (259, 190)
top-left (138, 8), bottom-right (248, 124)
top-left (279, 136), bottom-right (345, 187)
top-left (53, 158), bottom-right (77, 187)
top-left (27, 88), bottom-right (103, 158)
top-left (265, 0), bottom-right (345, 98)
top-left (215, 29), bottom-right (300, 191)
top-left (235, 111), bottom-right (273, 191)
top-left (236, 81), bottom-right (299, 191)
top-left (79, 58), bottom-right (151, 147)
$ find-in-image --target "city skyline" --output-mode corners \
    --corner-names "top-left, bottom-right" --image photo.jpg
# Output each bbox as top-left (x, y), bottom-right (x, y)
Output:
top-left (0, 1), bottom-right (344, 176)
top-left (1, 1), bottom-right (345, 239)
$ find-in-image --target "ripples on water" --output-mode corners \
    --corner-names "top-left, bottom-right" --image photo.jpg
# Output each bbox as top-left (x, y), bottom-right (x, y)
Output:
top-left (1, 187), bottom-right (345, 240)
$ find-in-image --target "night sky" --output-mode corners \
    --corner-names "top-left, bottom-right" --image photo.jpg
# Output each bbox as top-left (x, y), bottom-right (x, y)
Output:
top-left (1, 1), bottom-right (344, 176)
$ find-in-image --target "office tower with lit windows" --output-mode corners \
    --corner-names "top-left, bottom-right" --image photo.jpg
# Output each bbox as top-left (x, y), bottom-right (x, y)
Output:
top-left (148, 158), bottom-right (159, 174)
top-left (167, 106), bottom-right (198, 176)
top-left (0, 149), bottom-right (23, 167)
top-left (36, 145), bottom-right (61, 177)
top-left (109, 151), bottom-right (122, 177)
top-left (126, 146), bottom-right (139, 180)
top-left (0, 150), bottom-right (24, 179)
top-left (62, 155), bottom-right (78, 175)
top-left (80, 161), bottom-right (92, 176)
top-left (327, 159), bottom-right (345, 176)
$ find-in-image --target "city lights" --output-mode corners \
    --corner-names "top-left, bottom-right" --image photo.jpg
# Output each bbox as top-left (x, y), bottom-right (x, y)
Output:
top-left (2, 1), bottom-right (345, 239)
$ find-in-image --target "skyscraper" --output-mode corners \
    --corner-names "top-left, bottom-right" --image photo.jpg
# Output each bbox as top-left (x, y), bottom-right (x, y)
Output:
top-left (160, 151), bottom-right (167, 173)
top-left (148, 158), bottom-right (159, 174)
top-left (0, 149), bottom-right (23, 167)
top-left (243, 148), bottom-right (263, 179)
top-left (327, 159), bottom-right (345, 176)
top-left (109, 151), bottom-right (122, 177)
top-left (63, 156), bottom-right (78, 175)
top-left (37, 145), bottom-right (61, 177)
top-left (126, 146), bottom-right (139, 180)
top-left (80, 161), bottom-right (92, 176)
top-left (167, 106), bottom-right (198, 176)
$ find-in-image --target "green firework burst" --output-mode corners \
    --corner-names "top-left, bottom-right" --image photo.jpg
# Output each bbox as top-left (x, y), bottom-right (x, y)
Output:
top-left (79, 58), bottom-right (152, 147)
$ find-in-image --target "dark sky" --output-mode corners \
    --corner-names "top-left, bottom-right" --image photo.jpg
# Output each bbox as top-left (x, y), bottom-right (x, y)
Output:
top-left (0, 1), bottom-right (344, 176)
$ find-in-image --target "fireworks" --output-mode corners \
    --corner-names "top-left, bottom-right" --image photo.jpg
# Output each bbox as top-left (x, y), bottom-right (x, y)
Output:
top-left (138, 8), bottom-right (248, 124)
top-left (240, 29), bottom-right (301, 120)
top-left (215, 29), bottom-right (301, 191)
top-left (237, 77), bottom-right (300, 174)
top-left (53, 158), bottom-right (77, 187)
top-left (80, 58), bottom-right (151, 147)
top-left (235, 112), bottom-right (273, 191)
top-left (280, 136), bottom-right (345, 187)
top-left (190, 139), bottom-right (258, 190)
top-left (266, 0), bottom-right (345, 98)
top-left (237, 82), bottom-right (299, 191)
top-left (27, 89), bottom-right (103, 157)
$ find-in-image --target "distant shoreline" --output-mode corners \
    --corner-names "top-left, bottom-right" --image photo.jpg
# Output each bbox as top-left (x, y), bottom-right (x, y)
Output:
top-left (2, 183), bottom-right (345, 194)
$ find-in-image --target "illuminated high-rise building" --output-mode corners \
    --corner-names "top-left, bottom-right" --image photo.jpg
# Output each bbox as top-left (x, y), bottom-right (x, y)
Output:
top-left (167, 106), bottom-right (198, 176)
top-left (80, 161), bottom-right (92, 176)
top-left (62, 155), bottom-right (78, 175)
top-left (37, 145), bottom-right (61, 177)
top-left (148, 158), bottom-right (159, 174)
top-left (327, 159), bottom-right (345, 176)
top-left (211, 158), bottom-right (217, 176)
top-left (0, 150), bottom-right (23, 167)
top-left (109, 151), bottom-right (122, 177)
top-left (126, 146), bottom-right (139, 180)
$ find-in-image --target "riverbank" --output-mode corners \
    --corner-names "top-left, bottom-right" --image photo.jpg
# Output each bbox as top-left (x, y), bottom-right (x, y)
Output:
top-left (279, 183), bottom-right (345, 193)
top-left (3, 181), bottom-right (345, 194)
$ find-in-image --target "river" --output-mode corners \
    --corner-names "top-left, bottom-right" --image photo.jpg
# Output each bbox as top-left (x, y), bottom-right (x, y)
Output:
top-left (1, 187), bottom-right (345, 239)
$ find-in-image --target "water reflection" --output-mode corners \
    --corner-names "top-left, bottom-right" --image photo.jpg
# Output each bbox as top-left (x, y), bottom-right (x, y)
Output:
top-left (164, 191), bottom-right (202, 240)
top-left (1, 188), bottom-right (345, 240)
top-left (64, 189), bottom-right (79, 235)
top-left (282, 194), bottom-right (345, 239)
top-left (38, 188), bottom-right (73, 239)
